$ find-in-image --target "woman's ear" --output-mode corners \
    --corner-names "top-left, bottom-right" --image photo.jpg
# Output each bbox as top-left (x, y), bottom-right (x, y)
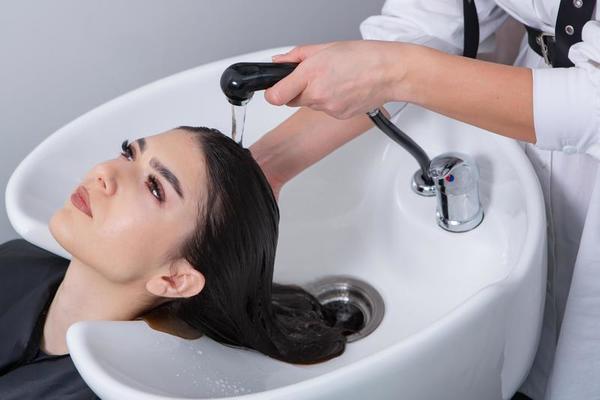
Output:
top-left (145, 258), bottom-right (205, 299)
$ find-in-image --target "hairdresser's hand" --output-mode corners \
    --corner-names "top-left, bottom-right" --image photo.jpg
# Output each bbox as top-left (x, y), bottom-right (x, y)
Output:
top-left (265, 40), bottom-right (410, 119)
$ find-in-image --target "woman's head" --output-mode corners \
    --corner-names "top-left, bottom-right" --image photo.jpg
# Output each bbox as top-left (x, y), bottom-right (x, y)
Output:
top-left (50, 129), bottom-right (207, 295)
top-left (50, 126), bottom-right (346, 363)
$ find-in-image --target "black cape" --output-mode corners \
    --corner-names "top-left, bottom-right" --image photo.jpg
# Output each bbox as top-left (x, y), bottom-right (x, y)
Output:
top-left (0, 239), bottom-right (98, 399)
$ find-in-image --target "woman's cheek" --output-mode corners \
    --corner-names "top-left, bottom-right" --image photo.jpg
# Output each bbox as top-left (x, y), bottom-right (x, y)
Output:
top-left (96, 199), bottom-right (151, 242)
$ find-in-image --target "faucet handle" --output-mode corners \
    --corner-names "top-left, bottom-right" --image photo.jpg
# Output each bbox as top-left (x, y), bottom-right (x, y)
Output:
top-left (428, 152), bottom-right (484, 232)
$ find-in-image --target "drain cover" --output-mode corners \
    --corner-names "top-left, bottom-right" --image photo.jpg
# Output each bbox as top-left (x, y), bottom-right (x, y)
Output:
top-left (322, 301), bottom-right (365, 336)
top-left (306, 276), bottom-right (384, 343)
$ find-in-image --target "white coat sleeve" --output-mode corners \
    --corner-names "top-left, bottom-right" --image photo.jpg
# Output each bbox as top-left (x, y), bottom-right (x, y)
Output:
top-left (359, 0), bottom-right (509, 117)
top-left (532, 21), bottom-right (600, 160)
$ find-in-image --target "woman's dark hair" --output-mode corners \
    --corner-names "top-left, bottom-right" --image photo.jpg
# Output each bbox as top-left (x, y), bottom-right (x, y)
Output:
top-left (163, 126), bottom-right (346, 364)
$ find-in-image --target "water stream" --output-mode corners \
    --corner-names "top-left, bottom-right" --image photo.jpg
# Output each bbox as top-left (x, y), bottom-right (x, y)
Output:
top-left (231, 104), bottom-right (247, 146)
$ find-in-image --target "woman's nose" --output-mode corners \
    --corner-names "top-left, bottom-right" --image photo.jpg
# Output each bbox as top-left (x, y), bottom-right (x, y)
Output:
top-left (92, 163), bottom-right (117, 196)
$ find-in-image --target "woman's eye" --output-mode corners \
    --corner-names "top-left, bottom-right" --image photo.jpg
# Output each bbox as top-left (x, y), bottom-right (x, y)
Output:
top-left (119, 139), bottom-right (163, 203)
top-left (120, 139), bottom-right (134, 160)
top-left (147, 174), bottom-right (165, 203)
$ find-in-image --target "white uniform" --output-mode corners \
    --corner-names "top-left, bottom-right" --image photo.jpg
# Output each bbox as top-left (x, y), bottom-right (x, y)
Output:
top-left (360, 1), bottom-right (600, 399)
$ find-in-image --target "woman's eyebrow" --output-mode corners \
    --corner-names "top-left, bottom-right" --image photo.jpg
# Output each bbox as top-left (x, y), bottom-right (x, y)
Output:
top-left (150, 157), bottom-right (184, 199)
top-left (133, 138), bottom-right (184, 199)
top-left (135, 138), bottom-right (147, 153)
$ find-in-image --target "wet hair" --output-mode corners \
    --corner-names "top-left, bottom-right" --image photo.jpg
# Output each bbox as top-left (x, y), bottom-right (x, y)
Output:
top-left (163, 126), bottom-right (346, 364)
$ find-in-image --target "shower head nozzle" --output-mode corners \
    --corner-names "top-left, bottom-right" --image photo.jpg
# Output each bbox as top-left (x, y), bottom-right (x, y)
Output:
top-left (220, 62), bottom-right (298, 106)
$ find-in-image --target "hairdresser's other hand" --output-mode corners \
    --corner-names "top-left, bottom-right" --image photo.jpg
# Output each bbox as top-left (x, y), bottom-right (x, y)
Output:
top-left (265, 40), bottom-right (408, 119)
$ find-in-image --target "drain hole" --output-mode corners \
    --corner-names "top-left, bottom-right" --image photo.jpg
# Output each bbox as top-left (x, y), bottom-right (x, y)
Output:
top-left (306, 276), bottom-right (384, 343)
top-left (322, 301), bottom-right (365, 336)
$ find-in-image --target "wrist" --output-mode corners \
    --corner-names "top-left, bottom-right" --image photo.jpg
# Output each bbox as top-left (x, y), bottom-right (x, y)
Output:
top-left (249, 142), bottom-right (286, 195)
top-left (384, 43), bottom-right (432, 105)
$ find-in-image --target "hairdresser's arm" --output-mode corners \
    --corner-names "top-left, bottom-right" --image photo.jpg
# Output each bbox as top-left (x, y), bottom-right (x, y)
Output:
top-left (250, 107), bottom-right (372, 197)
top-left (266, 41), bottom-right (535, 143)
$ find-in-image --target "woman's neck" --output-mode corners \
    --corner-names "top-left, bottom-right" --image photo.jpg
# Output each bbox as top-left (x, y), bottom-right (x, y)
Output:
top-left (41, 258), bottom-right (156, 355)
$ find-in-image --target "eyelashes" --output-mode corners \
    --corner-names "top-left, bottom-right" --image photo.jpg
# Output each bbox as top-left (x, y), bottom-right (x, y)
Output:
top-left (146, 175), bottom-right (164, 203)
top-left (119, 139), bottom-right (165, 203)
top-left (121, 140), bottom-right (134, 160)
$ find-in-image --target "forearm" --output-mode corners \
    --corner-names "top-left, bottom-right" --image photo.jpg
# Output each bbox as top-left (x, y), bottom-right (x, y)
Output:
top-left (392, 44), bottom-right (536, 143)
top-left (250, 107), bottom-right (372, 192)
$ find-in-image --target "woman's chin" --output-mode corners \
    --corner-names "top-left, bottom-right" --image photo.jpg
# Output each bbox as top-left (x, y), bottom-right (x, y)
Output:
top-left (49, 207), bottom-right (80, 256)
top-left (49, 209), bottom-right (102, 271)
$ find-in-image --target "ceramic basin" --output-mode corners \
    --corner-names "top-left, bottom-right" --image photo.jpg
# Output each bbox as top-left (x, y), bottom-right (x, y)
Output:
top-left (5, 47), bottom-right (546, 400)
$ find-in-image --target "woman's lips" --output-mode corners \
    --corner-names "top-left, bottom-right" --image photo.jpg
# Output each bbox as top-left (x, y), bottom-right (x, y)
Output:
top-left (71, 186), bottom-right (93, 218)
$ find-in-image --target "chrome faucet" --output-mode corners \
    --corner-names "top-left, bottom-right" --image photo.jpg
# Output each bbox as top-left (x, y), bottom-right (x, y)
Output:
top-left (368, 108), bottom-right (484, 232)
top-left (220, 63), bottom-right (484, 233)
top-left (428, 153), bottom-right (484, 232)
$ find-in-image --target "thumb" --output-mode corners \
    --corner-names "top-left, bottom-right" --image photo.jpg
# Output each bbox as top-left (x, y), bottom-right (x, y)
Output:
top-left (271, 48), bottom-right (305, 63)
top-left (271, 43), bottom-right (333, 63)
top-left (264, 69), bottom-right (308, 106)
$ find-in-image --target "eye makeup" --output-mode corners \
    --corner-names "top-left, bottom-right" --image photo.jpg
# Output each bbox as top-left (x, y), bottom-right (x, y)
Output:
top-left (119, 139), bottom-right (166, 203)
top-left (124, 138), bottom-right (185, 200)
top-left (146, 175), bottom-right (165, 203)
top-left (121, 140), bottom-right (134, 160)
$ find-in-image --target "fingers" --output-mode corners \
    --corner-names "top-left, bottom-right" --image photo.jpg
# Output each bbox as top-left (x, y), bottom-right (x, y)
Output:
top-left (266, 42), bottom-right (334, 107)
top-left (264, 70), bottom-right (308, 106)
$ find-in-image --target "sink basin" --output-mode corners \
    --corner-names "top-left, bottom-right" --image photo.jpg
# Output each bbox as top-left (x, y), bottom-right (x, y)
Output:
top-left (5, 47), bottom-right (546, 400)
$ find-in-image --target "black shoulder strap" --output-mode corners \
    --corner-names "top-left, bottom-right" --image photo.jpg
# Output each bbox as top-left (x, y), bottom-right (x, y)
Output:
top-left (463, 0), bottom-right (480, 58)
top-left (554, 0), bottom-right (596, 67)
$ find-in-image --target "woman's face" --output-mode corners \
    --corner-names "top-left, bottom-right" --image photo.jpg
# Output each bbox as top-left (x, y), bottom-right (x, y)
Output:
top-left (50, 129), bottom-right (206, 284)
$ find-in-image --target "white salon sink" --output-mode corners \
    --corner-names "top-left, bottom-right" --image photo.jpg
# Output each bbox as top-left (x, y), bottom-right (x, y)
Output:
top-left (5, 47), bottom-right (546, 400)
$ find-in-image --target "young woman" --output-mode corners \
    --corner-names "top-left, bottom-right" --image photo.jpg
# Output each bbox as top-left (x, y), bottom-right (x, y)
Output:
top-left (0, 127), bottom-right (348, 399)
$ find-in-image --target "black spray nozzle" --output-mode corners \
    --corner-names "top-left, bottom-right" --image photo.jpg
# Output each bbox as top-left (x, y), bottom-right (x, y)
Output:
top-left (220, 62), bottom-right (298, 106)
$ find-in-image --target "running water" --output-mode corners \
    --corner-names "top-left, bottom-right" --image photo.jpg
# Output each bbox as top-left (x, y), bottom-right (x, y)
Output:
top-left (231, 104), bottom-right (247, 146)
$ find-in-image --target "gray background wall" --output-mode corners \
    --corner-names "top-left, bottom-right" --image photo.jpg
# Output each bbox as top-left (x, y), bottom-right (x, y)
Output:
top-left (0, 0), bottom-right (384, 243)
